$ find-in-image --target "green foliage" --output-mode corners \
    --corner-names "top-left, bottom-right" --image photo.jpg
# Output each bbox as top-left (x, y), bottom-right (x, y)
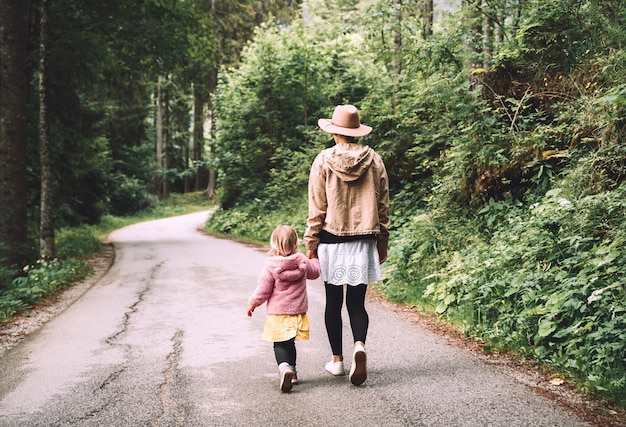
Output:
top-left (514, 1), bottom-right (594, 72)
top-left (107, 173), bottom-right (158, 217)
top-left (0, 225), bottom-right (100, 317)
top-left (213, 20), bottom-right (377, 210)
top-left (416, 186), bottom-right (626, 404)
top-left (382, 64), bottom-right (626, 404)
top-left (206, 196), bottom-right (308, 245)
top-left (377, 210), bottom-right (450, 308)
top-left (0, 259), bottom-right (91, 322)
top-left (55, 228), bottom-right (103, 260)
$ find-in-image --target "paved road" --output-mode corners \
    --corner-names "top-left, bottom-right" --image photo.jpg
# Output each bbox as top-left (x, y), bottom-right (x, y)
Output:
top-left (0, 211), bottom-right (588, 426)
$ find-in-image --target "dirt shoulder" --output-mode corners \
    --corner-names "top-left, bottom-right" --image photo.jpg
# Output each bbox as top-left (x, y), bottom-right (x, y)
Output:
top-left (1, 244), bottom-right (624, 426)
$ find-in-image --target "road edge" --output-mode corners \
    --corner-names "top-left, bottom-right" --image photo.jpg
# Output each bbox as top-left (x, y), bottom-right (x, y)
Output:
top-left (0, 242), bottom-right (115, 359)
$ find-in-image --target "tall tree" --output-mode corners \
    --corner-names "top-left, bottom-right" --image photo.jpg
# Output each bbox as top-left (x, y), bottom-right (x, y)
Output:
top-left (203, 0), bottom-right (256, 197)
top-left (156, 75), bottom-right (165, 197)
top-left (0, 0), bottom-right (29, 273)
top-left (482, 0), bottom-right (492, 69)
top-left (422, 0), bottom-right (433, 38)
top-left (462, 0), bottom-right (483, 70)
top-left (392, 0), bottom-right (402, 110)
top-left (188, 0), bottom-right (216, 193)
top-left (39, 0), bottom-right (55, 259)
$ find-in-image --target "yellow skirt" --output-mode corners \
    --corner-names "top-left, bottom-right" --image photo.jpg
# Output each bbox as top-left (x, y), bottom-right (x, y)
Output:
top-left (262, 313), bottom-right (310, 342)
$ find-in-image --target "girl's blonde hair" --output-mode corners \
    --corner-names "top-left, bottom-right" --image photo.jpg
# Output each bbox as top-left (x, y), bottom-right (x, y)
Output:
top-left (270, 225), bottom-right (299, 256)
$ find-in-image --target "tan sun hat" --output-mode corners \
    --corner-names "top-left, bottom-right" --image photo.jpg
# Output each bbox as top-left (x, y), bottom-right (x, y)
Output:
top-left (317, 104), bottom-right (372, 137)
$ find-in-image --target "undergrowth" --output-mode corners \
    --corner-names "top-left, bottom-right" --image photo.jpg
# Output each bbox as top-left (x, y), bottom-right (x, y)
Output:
top-left (205, 196), bottom-right (309, 245)
top-left (387, 173), bottom-right (626, 406)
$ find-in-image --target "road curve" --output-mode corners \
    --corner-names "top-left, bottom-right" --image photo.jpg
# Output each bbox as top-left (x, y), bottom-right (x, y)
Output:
top-left (0, 211), bottom-right (588, 426)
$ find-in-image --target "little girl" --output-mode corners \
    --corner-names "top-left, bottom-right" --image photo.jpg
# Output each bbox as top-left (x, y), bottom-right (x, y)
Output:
top-left (247, 225), bottom-right (321, 392)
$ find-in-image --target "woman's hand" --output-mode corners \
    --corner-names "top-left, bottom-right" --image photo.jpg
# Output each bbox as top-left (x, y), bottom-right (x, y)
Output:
top-left (246, 305), bottom-right (255, 317)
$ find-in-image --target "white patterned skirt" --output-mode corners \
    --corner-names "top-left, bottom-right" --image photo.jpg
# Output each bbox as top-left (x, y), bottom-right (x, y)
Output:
top-left (318, 240), bottom-right (382, 286)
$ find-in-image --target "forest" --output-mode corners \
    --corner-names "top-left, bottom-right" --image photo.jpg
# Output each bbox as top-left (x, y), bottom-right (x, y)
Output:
top-left (1, 0), bottom-right (625, 408)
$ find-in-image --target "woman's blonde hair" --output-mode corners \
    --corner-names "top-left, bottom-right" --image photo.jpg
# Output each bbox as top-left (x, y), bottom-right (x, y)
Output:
top-left (270, 225), bottom-right (299, 256)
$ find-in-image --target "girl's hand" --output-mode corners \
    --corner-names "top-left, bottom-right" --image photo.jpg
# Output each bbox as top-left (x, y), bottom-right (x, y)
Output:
top-left (247, 305), bottom-right (255, 317)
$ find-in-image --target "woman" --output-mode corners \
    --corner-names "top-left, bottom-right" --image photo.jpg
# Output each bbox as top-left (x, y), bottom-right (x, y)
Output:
top-left (304, 104), bottom-right (390, 386)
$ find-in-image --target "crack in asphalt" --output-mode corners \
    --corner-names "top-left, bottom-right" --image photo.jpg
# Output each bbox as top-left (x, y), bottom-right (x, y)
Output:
top-left (88, 368), bottom-right (127, 418)
top-left (153, 329), bottom-right (185, 427)
top-left (105, 261), bottom-right (164, 345)
top-left (81, 261), bottom-right (165, 421)
top-left (98, 367), bottom-right (127, 391)
top-left (55, 367), bottom-right (128, 426)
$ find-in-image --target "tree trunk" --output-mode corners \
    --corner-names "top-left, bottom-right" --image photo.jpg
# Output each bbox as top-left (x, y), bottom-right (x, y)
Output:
top-left (39, 0), bottom-right (55, 260)
top-left (156, 76), bottom-right (164, 198)
top-left (205, 99), bottom-right (216, 199)
top-left (423, 0), bottom-right (433, 39)
top-left (206, 168), bottom-right (216, 199)
top-left (463, 0), bottom-right (482, 71)
top-left (482, 0), bottom-right (492, 69)
top-left (206, 67), bottom-right (217, 199)
top-left (162, 89), bottom-right (170, 199)
top-left (392, 0), bottom-right (402, 111)
top-left (184, 133), bottom-right (190, 193)
top-left (494, 7), bottom-right (503, 46)
top-left (206, 0), bottom-right (218, 199)
top-left (193, 83), bottom-right (205, 191)
top-left (0, 0), bottom-right (29, 273)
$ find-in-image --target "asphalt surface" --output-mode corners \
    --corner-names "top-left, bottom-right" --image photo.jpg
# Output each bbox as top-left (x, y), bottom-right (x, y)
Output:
top-left (0, 211), bottom-right (589, 426)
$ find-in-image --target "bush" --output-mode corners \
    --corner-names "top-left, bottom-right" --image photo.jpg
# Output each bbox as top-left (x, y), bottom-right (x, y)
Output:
top-left (0, 243), bottom-right (13, 292)
top-left (56, 227), bottom-right (102, 260)
top-left (205, 196), bottom-right (308, 245)
top-left (419, 185), bottom-right (626, 405)
top-left (0, 259), bottom-right (91, 322)
top-left (107, 173), bottom-right (157, 216)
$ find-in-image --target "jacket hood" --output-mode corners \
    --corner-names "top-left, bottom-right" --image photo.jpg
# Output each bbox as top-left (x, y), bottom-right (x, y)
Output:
top-left (266, 253), bottom-right (307, 283)
top-left (322, 143), bottom-right (374, 182)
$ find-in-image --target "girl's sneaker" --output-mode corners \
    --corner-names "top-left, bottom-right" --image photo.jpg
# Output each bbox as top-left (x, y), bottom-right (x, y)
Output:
top-left (289, 365), bottom-right (298, 385)
top-left (324, 359), bottom-right (345, 376)
top-left (279, 365), bottom-right (294, 392)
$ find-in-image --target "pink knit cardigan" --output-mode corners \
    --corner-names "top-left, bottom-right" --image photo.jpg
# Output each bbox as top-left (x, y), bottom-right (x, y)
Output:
top-left (248, 252), bottom-right (321, 315)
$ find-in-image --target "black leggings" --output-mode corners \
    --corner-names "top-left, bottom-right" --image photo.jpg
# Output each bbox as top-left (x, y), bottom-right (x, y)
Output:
top-left (325, 283), bottom-right (369, 356)
top-left (273, 338), bottom-right (296, 367)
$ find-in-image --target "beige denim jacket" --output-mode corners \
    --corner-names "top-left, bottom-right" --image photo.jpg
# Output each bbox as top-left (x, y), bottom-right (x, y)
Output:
top-left (304, 142), bottom-right (390, 253)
